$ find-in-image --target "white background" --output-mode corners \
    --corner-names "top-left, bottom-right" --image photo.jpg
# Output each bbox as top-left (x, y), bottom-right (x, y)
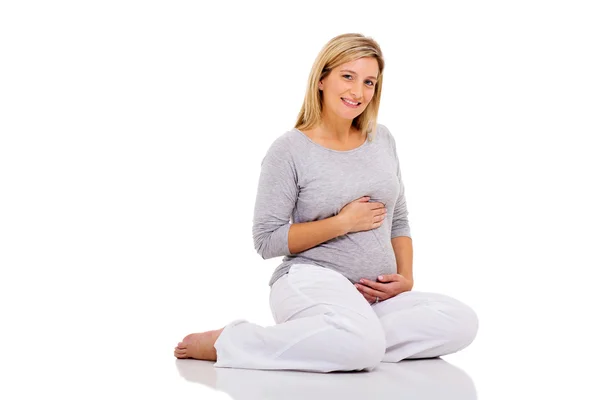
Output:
top-left (1, 0), bottom-right (599, 399)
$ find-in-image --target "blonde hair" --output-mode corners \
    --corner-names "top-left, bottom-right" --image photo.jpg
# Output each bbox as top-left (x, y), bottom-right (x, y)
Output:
top-left (295, 33), bottom-right (385, 141)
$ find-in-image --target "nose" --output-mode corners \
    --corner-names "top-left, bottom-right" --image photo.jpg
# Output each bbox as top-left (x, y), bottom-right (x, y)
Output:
top-left (350, 81), bottom-right (363, 101)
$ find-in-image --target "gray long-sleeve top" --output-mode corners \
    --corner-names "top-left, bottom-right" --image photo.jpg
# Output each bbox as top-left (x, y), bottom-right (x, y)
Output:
top-left (253, 123), bottom-right (411, 287)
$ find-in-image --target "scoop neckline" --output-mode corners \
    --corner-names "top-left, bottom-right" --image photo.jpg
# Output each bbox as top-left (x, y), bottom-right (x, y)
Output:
top-left (292, 128), bottom-right (370, 153)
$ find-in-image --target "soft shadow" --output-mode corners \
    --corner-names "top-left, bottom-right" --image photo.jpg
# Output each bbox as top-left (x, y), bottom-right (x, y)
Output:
top-left (175, 358), bottom-right (477, 400)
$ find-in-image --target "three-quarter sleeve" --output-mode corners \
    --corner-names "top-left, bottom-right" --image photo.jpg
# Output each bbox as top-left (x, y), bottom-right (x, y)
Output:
top-left (252, 136), bottom-right (299, 259)
top-left (387, 127), bottom-right (412, 239)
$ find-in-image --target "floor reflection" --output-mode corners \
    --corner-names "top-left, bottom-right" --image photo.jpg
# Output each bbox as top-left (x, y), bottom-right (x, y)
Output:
top-left (175, 358), bottom-right (477, 400)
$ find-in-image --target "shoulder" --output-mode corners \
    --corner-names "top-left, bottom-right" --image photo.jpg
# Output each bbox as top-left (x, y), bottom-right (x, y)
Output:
top-left (375, 122), bottom-right (392, 138)
top-left (261, 129), bottom-right (298, 165)
top-left (265, 130), bottom-right (297, 155)
top-left (375, 123), bottom-right (402, 161)
top-left (375, 123), bottom-right (397, 145)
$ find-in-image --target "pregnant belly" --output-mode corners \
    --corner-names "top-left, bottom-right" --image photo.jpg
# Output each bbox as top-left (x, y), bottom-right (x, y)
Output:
top-left (301, 231), bottom-right (397, 283)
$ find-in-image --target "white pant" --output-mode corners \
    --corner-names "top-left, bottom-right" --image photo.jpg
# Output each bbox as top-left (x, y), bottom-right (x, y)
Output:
top-left (214, 264), bottom-right (479, 373)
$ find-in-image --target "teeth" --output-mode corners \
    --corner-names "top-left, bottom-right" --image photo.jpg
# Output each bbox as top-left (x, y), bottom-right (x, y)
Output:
top-left (342, 98), bottom-right (359, 105)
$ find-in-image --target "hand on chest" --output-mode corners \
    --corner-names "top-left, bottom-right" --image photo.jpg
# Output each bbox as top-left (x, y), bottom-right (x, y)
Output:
top-left (296, 155), bottom-right (399, 220)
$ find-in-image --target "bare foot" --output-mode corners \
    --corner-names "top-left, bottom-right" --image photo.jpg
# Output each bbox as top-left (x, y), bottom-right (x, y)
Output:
top-left (174, 328), bottom-right (224, 361)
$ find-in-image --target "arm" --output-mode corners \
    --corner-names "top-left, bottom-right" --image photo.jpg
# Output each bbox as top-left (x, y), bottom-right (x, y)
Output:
top-left (390, 178), bottom-right (414, 289)
top-left (252, 136), bottom-right (350, 259)
top-left (392, 236), bottom-right (413, 289)
top-left (386, 125), bottom-right (414, 288)
top-left (252, 136), bottom-right (298, 259)
top-left (388, 126), bottom-right (411, 240)
top-left (288, 215), bottom-right (348, 254)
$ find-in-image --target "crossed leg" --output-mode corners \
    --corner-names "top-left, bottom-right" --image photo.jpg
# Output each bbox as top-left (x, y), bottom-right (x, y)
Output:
top-left (372, 290), bottom-right (479, 362)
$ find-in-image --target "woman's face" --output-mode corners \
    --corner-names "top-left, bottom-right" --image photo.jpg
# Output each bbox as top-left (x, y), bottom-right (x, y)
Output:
top-left (318, 57), bottom-right (379, 120)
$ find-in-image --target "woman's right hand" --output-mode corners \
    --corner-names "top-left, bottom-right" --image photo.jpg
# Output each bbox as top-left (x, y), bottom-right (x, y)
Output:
top-left (337, 196), bottom-right (387, 234)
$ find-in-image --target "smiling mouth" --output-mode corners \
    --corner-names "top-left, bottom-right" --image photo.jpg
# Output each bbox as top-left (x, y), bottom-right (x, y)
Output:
top-left (341, 98), bottom-right (361, 106)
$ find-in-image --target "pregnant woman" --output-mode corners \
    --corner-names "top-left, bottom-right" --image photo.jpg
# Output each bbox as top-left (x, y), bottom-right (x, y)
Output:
top-left (174, 33), bottom-right (479, 372)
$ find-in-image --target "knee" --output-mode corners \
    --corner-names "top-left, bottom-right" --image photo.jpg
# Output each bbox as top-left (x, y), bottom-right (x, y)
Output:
top-left (346, 327), bottom-right (386, 371)
top-left (443, 300), bottom-right (479, 350)
top-left (359, 325), bottom-right (387, 370)
top-left (324, 313), bottom-right (386, 371)
top-left (460, 305), bottom-right (479, 348)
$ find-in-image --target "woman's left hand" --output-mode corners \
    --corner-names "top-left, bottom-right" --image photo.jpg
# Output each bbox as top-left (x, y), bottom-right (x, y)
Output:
top-left (354, 274), bottom-right (413, 304)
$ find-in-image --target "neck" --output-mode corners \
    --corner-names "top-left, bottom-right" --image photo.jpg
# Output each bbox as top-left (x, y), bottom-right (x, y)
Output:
top-left (317, 111), bottom-right (357, 142)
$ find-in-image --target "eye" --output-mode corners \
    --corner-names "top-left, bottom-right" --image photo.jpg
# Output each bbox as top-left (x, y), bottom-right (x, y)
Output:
top-left (343, 74), bottom-right (375, 87)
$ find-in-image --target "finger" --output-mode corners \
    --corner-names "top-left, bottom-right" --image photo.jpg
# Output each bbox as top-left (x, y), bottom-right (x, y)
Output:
top-left (357, 288), bottom-right (375, 303)
top-left (363, 292), bottom-right (376, 304)
top-left (373, 216), bottom-right (384, 225)
top-left (355, 283), bottom-right (387, 298)
top-left (365, 291), bottom-right (383, 305)
top-left (358, 279), bottom-right (387, 291)
top-left (377, 274), bottom-right (399, 283)
top-left (375, 211), bottom-right (387, 221)
top-left (369, 202), bottom-right (385, 210)
top-left (355, 283), bottom-right (371, 297)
